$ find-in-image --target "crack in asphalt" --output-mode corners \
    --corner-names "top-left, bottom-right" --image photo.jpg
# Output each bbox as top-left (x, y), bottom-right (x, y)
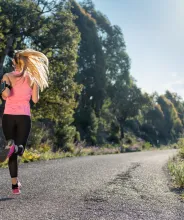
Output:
top-left (83, 162), bottom-right (141, 208)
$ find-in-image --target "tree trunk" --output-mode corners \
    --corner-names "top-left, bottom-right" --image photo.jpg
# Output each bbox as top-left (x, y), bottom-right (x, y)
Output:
top-left (120, 124), bottom-right (124, 139)
top-left (118, 116), bottom-right (127, 139)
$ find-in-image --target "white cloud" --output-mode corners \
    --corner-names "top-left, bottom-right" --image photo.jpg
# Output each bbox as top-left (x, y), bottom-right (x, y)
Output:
top-left (163, 80), bottom-right (184, 98)
top-left (164, 80), bottom-right (184, 88)
top-left (171, 72), bottom-right (178, 77)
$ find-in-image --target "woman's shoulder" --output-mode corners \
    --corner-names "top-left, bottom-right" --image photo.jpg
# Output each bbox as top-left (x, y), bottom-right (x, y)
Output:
top-left (2, 72), bottom-right (13, 80)
top-left (3, 72), bottom-right (12, 76)
top-left (4, 72), bottom-right (15, 78)
top-left (1, 72), bottom-right (13, 87)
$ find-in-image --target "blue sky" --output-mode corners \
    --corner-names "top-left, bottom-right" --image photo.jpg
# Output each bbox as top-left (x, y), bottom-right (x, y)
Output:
top-left (89, 0), bottom-right (184, 97)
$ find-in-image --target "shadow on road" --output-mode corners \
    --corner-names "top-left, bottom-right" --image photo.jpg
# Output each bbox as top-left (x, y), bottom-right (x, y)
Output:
top-left (0, 197), bottom-right (15, 202)
top-left (170, 187), bottom-right (184, 195)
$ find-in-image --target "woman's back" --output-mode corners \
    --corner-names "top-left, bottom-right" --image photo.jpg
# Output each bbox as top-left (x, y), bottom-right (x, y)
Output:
top-left (4, 71), bottom-right (32, 116)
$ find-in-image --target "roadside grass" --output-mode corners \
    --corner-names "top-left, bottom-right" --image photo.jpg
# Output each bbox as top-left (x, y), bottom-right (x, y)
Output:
top-left (0, 145), bottom-right (121, 168)
top-left (168, 138), bottom-right (184, 192)
top-left (0, 140), bottom-right (177, 168)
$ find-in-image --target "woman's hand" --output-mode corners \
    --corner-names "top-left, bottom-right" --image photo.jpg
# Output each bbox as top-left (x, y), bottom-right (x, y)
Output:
top-left (32, 82), bottom-right (39, 103)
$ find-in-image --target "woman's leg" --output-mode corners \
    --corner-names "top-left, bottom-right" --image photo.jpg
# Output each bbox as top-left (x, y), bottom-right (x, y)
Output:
top-left (8, 154), bottom-right (18, 183)
top-left (2, 115), bottom-right (31, 185)
top-left (2, 114), bottom-right (31, 188)
top-left (10, 115), bottom-right (31, 186)
top-left (14, 115), bottom-right (31, 149)
top-left (2, 115), bottom-right (17, 184)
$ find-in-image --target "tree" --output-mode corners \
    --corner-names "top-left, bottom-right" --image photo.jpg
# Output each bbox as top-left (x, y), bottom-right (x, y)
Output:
top-left (111, 83), bottom-right (151, 138)
top-left (0, 0), bottom-right (81, 149)
top-left (30, 1), bottom-right (81, 148)
top-left (145, 95), bottom-right (183, 144)
top-left (70, 1), bottom-right (106, 142)
top-left (165, 90), bottom-right (184, 126)
top-left (0, 0), bottom-right (58, 75)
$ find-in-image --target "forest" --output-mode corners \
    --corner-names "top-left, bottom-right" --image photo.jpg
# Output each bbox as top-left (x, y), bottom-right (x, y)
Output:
top-left (0, 0), bottom-right (183, 151)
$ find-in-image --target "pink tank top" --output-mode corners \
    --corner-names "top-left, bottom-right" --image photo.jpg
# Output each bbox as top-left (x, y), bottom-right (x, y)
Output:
top-left (4, 71), bottom-right (32, 116)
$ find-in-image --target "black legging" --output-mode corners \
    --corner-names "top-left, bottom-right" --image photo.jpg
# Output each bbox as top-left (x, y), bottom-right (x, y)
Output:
top-left (2, 114), bottom-right (31, 178)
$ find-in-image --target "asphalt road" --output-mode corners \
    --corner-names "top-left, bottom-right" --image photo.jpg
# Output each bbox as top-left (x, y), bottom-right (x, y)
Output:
top-left (0, 149), bottom-right (183, 220)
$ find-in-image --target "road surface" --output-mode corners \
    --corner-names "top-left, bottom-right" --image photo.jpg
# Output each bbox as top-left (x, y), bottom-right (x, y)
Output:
top-left (0, 150), bottom-right (183, 220)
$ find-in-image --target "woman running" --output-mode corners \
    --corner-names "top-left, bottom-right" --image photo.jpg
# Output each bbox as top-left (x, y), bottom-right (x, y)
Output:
top-left (1, 49), bottom-right (49, 195)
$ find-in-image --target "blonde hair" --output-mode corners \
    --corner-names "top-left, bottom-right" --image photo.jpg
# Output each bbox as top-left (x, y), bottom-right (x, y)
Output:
top-left (14, 49), bottom-right (49, 91)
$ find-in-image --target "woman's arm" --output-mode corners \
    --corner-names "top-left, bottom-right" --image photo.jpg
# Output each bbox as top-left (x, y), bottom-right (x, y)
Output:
top-left (32, 83), bottom-right (39, 103)
top-left (1, 74), bottom-right (11, 99)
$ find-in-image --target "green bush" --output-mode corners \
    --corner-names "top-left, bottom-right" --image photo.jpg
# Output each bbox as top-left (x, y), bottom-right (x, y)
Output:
top-left (125, 144), bottom-right (142, 152)
top-left (108, 121), bottom-right (121, 144)
top-left (62, 143), bottom-right (75, 153)
top-left (179, 147), bottom-right (184, 159)
top-left (75, 131), bottom-right (81, 142)
top-left (21, 149), bottom-right (41, 163)
top-left (55, 125), bottom-right (77, 149)
top-left (168, 159), bottom-right (184, 187)
top-left (124, 132), bottom-right (137, 145)
top-left (142, 142), bottom-right (151, 150)
top-left (177, 138), bottom-right (184, 148)
top-left (36, 143), bottom-right (51, 153)
top-left (0, 159), bottom-right (8, 168)
top-left (27, 121), bottom-right (51, 149)
top-left (170, 143), bottom-right (178, 149)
